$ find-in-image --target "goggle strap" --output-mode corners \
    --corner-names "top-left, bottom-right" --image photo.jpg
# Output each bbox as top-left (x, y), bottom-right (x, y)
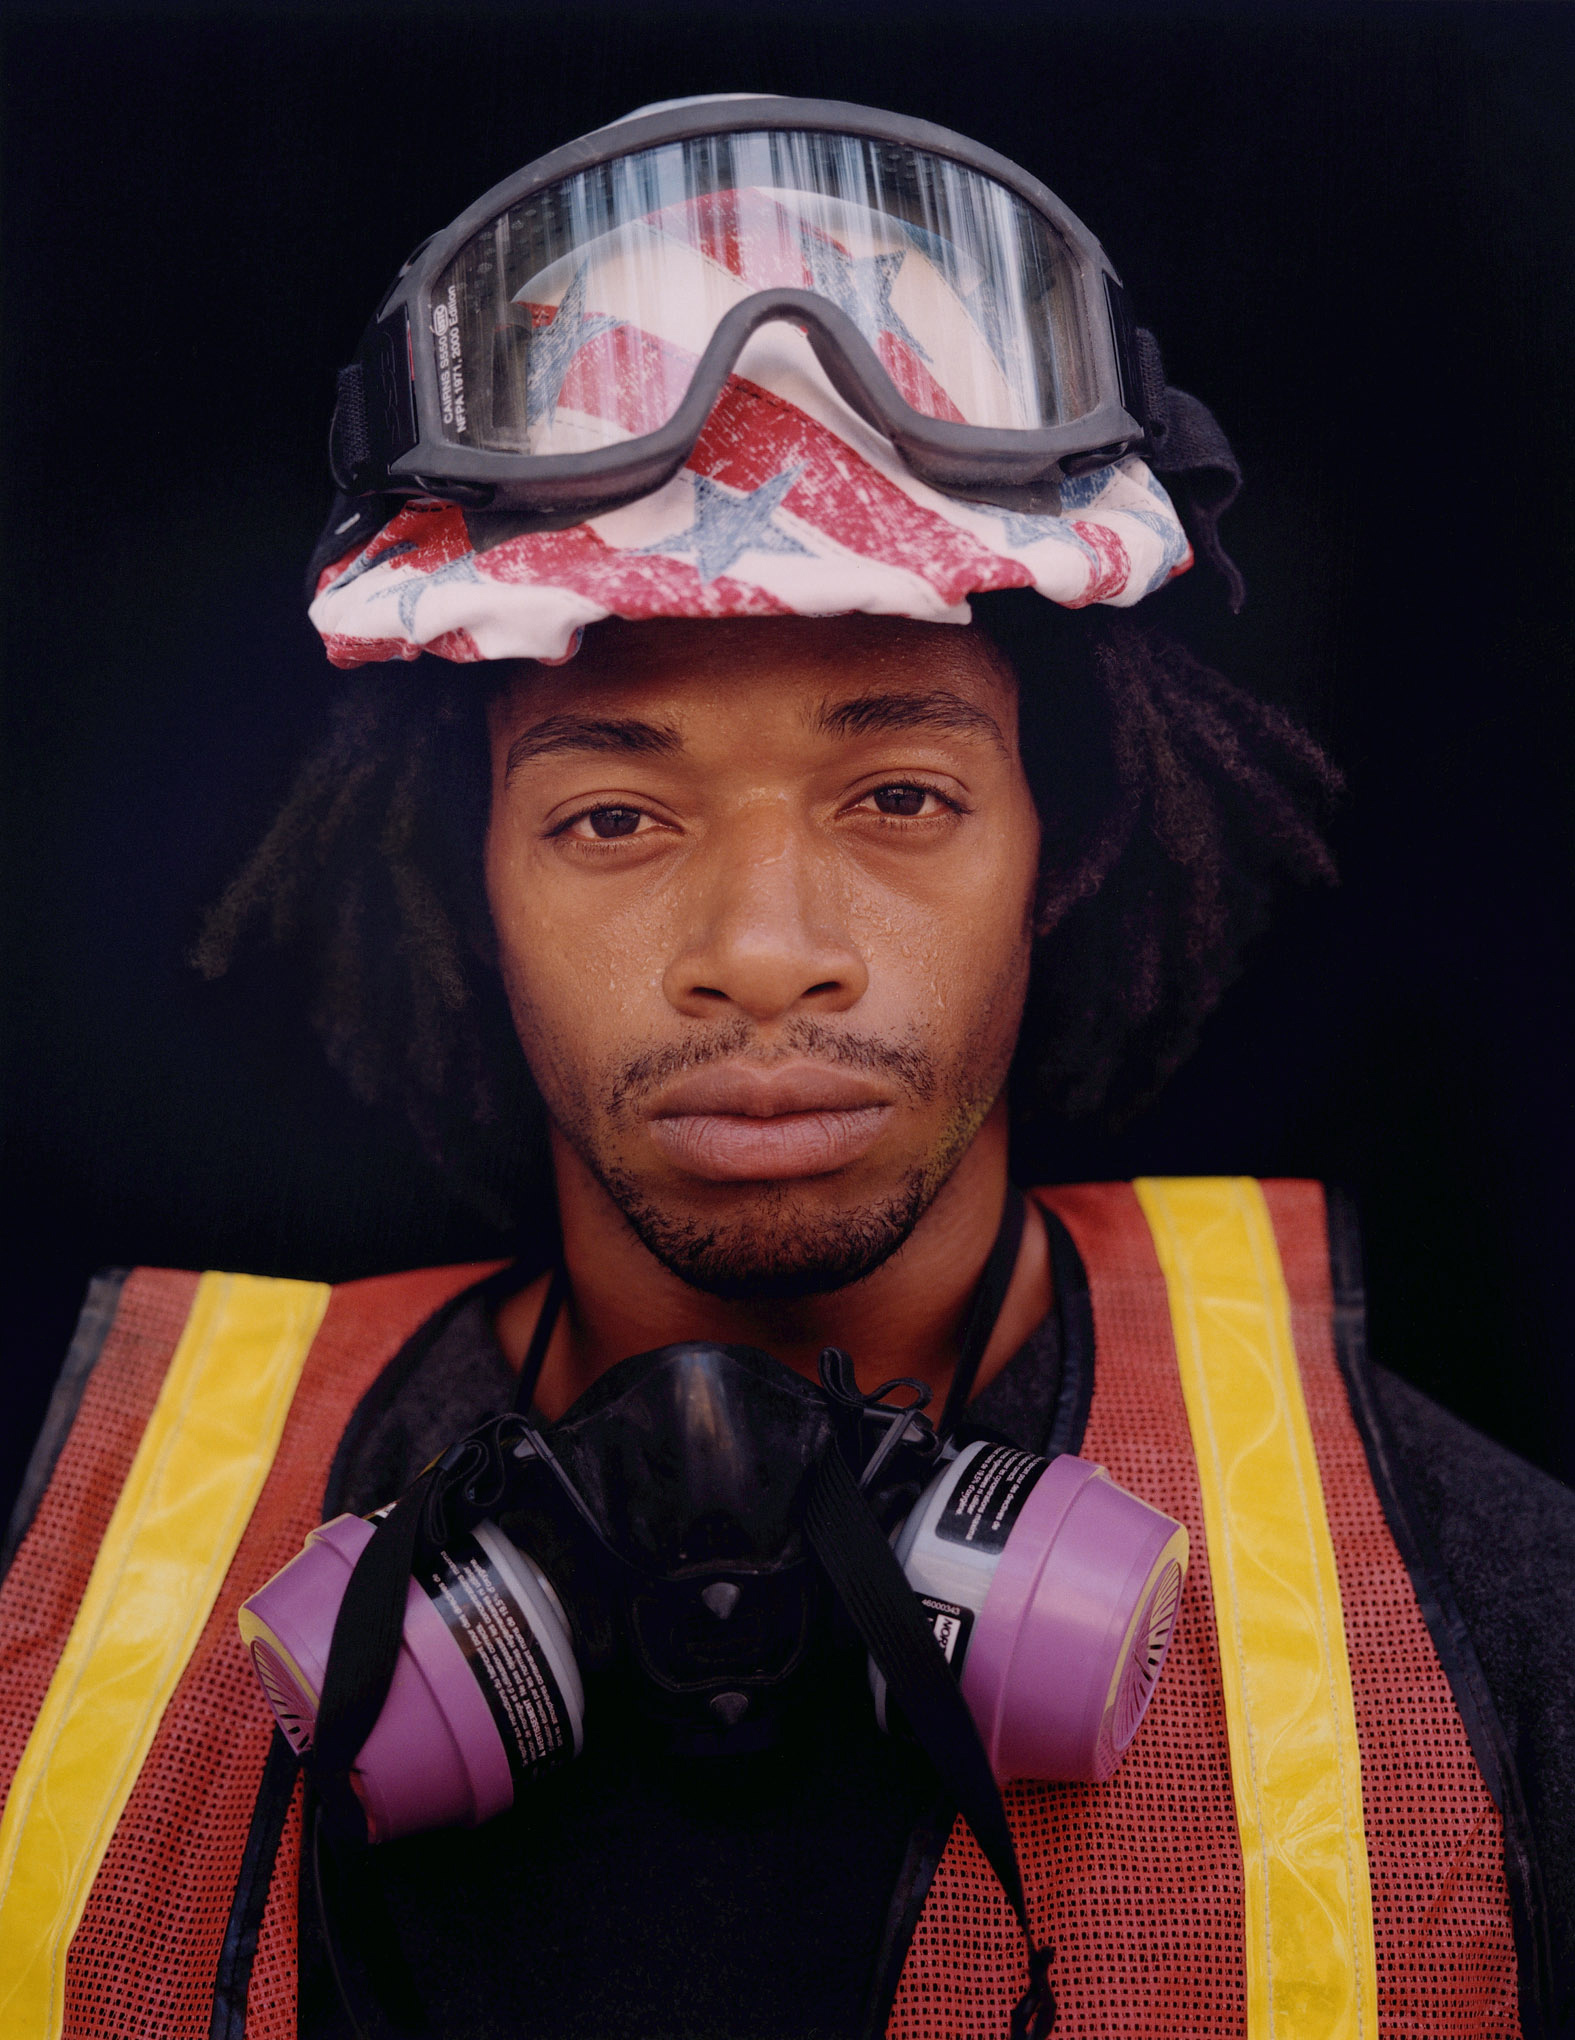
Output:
top-left (310, 1461), bottom-right (443, 1826)
top-left (330, 364), bottom-right (372, 491)
top-left (1135, 328), bottom-right (1247, 612)
top-left (302, 490), bottom-right (396, 605)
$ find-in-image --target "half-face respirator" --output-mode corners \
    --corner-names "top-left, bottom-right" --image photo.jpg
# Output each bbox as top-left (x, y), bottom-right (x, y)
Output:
top-left (241, 1338), bottom-right (1186, 1846)
top-left (240, 1188), bottom-right (1187, 2035)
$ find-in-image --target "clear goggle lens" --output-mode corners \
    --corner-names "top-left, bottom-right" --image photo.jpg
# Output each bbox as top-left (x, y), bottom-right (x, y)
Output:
top-left (432, 130), bottom-right (1096, 457)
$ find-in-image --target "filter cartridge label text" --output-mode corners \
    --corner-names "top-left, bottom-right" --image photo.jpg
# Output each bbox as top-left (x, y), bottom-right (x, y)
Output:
top-left (935, 1445), bottom-right (1047, 1552)
top-left (418, 1532), bottom-right (570, 1788)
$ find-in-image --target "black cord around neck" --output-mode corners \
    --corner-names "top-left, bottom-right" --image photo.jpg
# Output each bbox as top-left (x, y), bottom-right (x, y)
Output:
top-left (511, 1261), bottom-right (568, 1415)
top-left (511, 1183), bottom-right (1030, 1430)
top-left (936, 1184), bottom-right (1028, 1437)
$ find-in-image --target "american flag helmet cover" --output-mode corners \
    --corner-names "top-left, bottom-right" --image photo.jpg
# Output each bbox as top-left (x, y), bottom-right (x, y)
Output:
top-left (307, 176), bottom-right (1195, 670)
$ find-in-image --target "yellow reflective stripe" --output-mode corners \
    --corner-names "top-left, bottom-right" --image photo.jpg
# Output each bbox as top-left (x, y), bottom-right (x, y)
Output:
top-left (1134, 1178), bottom-right (1378, 2040)
top-left (0, 1271), bottom-right (331, 2040)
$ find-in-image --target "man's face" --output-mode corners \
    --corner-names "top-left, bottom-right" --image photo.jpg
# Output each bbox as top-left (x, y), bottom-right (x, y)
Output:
top-left (484, 614), bottom-right (1041, 1299)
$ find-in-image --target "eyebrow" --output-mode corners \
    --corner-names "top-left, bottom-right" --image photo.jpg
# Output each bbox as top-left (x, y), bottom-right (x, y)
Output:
top-left (812, 690), bottom-right (1007, 751)
top-left (504, 713), bottom-right (682, 779)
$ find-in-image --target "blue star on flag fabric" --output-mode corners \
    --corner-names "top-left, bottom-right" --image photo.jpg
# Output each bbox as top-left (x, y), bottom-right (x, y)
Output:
top-left (369, 551), bottom-right (483, 633)
top-left (638, 466), bottom-right (814, 584)
top-left (989, 506), bottom-right (1076, 550)
top-left (329, 538), bottom-right (417, 595)
top-left (517, 264), bottom-right (623, 428)
top-left (803, 242), bottom-right (930, 362)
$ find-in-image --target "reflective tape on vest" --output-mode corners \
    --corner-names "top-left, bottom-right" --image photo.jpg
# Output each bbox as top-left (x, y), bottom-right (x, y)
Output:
top-left (0, 1272), bottom-right (331, 2040)
top-left (1135, 1177), bottom-right (1380, 2040)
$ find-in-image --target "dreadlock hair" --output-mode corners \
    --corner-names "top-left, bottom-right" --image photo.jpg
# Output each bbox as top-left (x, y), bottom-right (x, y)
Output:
top-left (979, 590), bottom-right (1342, 1120)
top-left (194, 596), bottom-right (1340, 1215)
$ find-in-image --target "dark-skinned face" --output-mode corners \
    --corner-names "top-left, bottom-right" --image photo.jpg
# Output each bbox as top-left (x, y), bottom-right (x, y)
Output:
top-left (484, 613), bottom-right (1041, 1300)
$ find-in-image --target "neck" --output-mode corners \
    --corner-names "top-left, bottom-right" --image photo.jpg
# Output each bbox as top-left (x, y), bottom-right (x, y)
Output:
top-left (494, 1096), bottom-right (1050, 1421)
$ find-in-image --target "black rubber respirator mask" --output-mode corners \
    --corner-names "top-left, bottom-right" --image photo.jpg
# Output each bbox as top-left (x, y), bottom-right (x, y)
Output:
top-left (239, 1202), bottom-right (1188, 2034)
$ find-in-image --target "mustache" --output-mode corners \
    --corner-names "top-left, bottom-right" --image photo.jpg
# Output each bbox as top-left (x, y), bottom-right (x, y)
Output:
top-left (605, 1018), bottom-right (939, 1114)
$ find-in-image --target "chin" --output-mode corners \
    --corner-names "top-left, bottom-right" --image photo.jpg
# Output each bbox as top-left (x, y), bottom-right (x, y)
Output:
top-left (602, 1167), bottom-right (936, 1302)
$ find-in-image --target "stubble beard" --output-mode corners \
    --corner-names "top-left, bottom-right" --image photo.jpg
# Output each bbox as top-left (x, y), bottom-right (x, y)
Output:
top-left (537, 1013), bottom-right (1016, 1303)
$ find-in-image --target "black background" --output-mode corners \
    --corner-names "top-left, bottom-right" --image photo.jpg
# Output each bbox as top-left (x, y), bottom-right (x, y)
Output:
top-left (3, 0), bottom-right (1572, 1528)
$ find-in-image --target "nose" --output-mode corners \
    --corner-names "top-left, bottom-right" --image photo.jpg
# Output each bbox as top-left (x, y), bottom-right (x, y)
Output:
top-left (664, 809), bottom-right (868, 1025)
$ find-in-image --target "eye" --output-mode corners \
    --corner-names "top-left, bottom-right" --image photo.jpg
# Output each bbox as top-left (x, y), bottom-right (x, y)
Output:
top-left (864, 784), bottom-right (948, 818)
top-left (566, 805), bottom-right (650, 840)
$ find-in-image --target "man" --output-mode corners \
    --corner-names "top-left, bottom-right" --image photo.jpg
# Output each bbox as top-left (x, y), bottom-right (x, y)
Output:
top-left (2, 98), bottom-right (1569, 2040)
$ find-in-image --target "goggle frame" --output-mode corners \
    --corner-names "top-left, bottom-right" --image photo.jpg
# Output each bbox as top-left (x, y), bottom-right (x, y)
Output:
top-left (331, 96), bottom-right (1150, 527)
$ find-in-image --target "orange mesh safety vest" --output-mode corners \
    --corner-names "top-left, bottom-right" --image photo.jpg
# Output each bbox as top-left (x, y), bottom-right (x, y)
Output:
top-left (0, 1183), bottom-right (1542, 2038)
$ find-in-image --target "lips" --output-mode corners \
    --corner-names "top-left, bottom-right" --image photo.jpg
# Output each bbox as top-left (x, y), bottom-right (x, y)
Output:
top-left (645, 1061), bottom-right (894, 1182)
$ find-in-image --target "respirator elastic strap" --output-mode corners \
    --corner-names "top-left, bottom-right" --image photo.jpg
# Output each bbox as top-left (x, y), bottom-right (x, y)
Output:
top-left (311, 1465), bottom-right (442, 1826)
top-left (307, 1477), bottom-right (450, 2032)
top-left (804, 1444), bottom-right (1056, 2038)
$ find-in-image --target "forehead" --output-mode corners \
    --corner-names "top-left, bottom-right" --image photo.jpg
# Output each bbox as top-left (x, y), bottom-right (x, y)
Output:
top-left (486, 615), bottom-right (1019, 753)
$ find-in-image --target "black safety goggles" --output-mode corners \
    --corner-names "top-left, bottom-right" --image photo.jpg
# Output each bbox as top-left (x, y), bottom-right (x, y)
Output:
top-left (314, 96), bottom-right (1243, 606)
top-left (326, 98), bottom-right (1160, 514)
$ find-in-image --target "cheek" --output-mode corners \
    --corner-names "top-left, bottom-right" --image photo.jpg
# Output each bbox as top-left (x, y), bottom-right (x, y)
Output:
top-left (483, 775), bottom-right (1040, 1087)
top-left (484, 820), bottom-right (670, 1071)
top-left (848, 804), bottom-right (1038, 1045)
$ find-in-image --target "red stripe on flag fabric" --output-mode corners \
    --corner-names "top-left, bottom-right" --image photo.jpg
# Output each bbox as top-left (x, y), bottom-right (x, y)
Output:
top-left (323, 632), bottom-right (427, 669)
top-left (1063, 519), bottom-right (1130, 606)
top-left (478, 520), bottom-right (796, 621)
top-left (401, 506), bottom-right (470, 573)
top-left (384, 503), bottom-right (474, 572)
top-left (875, 333), bottom-right (966, 425)
top-left (320, 504), bottom-right (473, 599)
top-left (421, 627), bottom-right (485, 661)
top-left (556, 322), bottom-right (699, 439)
top-left (649, 189), bottom-right (819, 291)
